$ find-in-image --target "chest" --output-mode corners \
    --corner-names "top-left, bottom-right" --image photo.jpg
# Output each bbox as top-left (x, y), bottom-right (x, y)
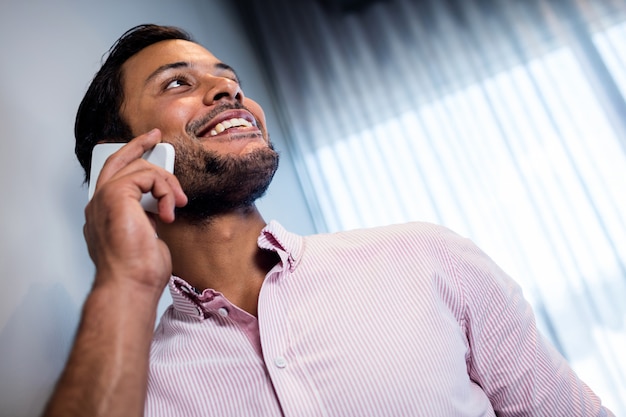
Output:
top-left (147, 261), bottom-right (491, 416)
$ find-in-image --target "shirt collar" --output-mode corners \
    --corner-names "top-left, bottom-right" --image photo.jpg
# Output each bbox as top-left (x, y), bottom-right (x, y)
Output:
top-left (168, 220), bottom-right (304, 319)
top-left (257, 220), bottom-right (304, 273)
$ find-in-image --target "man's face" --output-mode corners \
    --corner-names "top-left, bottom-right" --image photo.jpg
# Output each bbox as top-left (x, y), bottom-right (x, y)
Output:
top-left (120, 39), bottom-right (279, 222)
top-left (121, 39), bottom-right (270, 157)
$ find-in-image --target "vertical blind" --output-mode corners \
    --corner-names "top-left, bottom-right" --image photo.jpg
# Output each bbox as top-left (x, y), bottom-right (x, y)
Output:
top-left (238, 0), bottom-right (626, 412)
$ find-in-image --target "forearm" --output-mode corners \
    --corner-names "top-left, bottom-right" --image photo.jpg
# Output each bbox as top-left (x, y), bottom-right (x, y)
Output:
top-left (43, 278), bottom-right (160, 417)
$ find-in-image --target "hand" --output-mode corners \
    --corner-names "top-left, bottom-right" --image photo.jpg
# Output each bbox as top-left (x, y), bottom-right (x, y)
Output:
top-left (84, 129), bottom-right (187, 296)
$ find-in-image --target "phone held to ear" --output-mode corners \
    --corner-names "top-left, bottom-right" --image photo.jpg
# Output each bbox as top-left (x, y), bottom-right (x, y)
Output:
top-left (88, 143), bottom-right (175, 213)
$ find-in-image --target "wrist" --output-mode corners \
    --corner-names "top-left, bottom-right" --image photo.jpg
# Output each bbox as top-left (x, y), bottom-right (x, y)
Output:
top-left (88, 274), bottom-right (163, 333)
top-left (92, 266), bottom-right (168, 304)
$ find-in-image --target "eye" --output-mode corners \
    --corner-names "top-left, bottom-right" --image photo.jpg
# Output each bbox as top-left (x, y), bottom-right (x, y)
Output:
top-left (164, 76), bottom-right (190, 90)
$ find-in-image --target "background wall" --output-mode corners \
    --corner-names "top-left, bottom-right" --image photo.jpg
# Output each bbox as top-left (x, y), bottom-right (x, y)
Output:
top-left (0, 1), bottom-right (315, 415)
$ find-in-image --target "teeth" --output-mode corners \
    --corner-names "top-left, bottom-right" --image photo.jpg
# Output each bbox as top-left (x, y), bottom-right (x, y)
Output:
top-left (209, 118), bottom-right (253, 136)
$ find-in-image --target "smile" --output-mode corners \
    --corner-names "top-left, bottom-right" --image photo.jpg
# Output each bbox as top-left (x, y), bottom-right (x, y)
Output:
top-left (195, 108), bottom-right (259, 139)
top-left (208, 117), bottom-right (254, 136)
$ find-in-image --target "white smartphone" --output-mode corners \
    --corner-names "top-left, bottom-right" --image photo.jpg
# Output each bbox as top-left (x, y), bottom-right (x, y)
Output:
top-left (88, 142), bottom-right (175, 213)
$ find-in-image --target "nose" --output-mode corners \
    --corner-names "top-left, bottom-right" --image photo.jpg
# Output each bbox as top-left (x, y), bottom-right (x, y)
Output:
top-left (203, 76), bottom-right (243, 105)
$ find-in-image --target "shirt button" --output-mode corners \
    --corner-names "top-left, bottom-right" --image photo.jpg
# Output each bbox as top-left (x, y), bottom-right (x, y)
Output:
top-left (217, 307), bottom-right (229, 317)
top-left (274, 356), bottom-right (287, 368)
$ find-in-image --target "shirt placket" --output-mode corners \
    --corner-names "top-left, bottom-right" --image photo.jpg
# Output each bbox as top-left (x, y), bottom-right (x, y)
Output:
top-left (258, 267), bottom-right (325, 417)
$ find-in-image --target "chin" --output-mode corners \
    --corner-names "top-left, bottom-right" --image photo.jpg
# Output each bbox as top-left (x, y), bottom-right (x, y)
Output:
top-left (173, 141), bottom-right (279, 224)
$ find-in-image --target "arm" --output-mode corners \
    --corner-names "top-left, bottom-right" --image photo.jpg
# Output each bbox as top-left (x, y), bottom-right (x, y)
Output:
top-left (444, 231), bottom-right (614, 416)
top-left (43, 278), bottom-right (160, 417)
top-left (43, 129), bottom-right (187, 417)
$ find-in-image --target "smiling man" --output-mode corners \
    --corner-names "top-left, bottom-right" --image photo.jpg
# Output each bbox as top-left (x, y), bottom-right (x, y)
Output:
top-left (43, 24), bottom-right (614, 417)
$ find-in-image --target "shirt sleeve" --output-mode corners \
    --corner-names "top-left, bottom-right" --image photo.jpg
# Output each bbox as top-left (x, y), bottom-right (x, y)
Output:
top-left (440, 228), bottom-right (614, 417)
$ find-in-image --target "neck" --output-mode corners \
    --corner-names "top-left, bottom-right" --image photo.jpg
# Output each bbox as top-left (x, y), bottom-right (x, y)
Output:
top-left (156, 205), bottom-right (278, 316)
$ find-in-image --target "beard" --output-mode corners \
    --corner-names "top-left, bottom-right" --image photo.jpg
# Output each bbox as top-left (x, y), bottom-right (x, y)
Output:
top-left (172, 140), bottom-right (279, 224)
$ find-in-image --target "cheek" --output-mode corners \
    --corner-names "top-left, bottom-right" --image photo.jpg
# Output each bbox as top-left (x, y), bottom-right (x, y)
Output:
top-left (138, 99), bottom-right (197, 136)
top-left (244, 98), bottom-right (267, 129)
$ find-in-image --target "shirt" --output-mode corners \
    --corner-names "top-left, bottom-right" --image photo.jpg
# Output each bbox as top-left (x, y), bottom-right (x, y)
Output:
top-left (145, 220), bottom-right (614, 416)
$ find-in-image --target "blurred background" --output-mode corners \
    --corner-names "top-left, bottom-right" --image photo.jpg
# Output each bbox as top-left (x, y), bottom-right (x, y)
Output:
top-left (0, 0), bottom-right (624, 415)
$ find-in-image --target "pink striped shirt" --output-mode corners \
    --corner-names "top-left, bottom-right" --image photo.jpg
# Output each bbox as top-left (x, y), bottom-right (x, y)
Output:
top-left (146, 221), bottom-right (613, 416)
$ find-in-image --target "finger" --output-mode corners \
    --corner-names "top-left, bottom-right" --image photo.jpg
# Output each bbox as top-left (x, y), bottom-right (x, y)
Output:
top-left (95, 129), bottom-right (162, 189)
top-left (108, 159), bottom-right (185, 201)
top-left (149, 175), bottom-right (178, 222)
top-left (145, 212), bottom-right (158, 231)
top-left (96, 162), bottom-right (186, 219)
top-left (154, 174), bottom-right (188, 223)
top-left (129, 166), bottom-right (187, 223)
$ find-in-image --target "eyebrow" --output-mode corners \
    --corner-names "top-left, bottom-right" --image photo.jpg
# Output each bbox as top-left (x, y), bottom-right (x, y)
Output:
top-left (144, 61), bottom-right (241, 86)
top-left (144, 61), bottom-right (189, 86)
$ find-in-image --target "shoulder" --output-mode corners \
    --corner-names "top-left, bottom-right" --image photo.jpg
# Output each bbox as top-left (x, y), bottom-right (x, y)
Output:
top-left (314, 222), bottom-right (517, 299)
top-left (302, 222), bottom-right (473, 279)
top-left (309, 221), bottom-right (457, 249)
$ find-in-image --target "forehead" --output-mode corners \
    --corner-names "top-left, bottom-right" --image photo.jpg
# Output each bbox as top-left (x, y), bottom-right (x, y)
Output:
top-left (122, 39), bottom-right (221, 85)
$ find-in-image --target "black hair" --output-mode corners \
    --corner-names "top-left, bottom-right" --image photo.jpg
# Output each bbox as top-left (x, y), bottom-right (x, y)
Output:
top-left (74, 24), bottom-right (193, 182)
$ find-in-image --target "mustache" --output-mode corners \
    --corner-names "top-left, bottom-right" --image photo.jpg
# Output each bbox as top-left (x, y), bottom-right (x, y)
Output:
top-left (185, 102), bottom-right (251, 137)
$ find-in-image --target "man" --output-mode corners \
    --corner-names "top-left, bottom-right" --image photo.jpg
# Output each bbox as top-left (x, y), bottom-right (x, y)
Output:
top-left (44, 24), bottom-right (614, 416)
